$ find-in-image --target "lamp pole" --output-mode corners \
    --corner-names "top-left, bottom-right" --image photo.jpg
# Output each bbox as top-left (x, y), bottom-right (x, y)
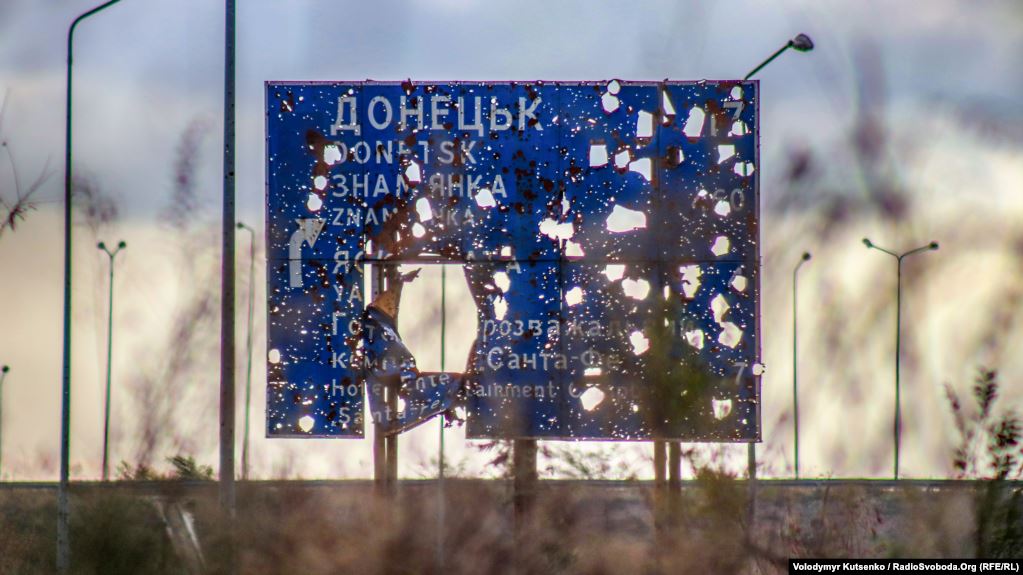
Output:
top-left (744, 33), bottom-right (815, 81)
top-left (236, 222), bottom-right (255, 480)
top-left (863, 238), bottom-right (939, 480)
top-left (743, 32), bottom-right (814, 486)
top-left (793, 252), bottom-right (811, 479)
top-left (0, 365), bottom-right (9, 479)
top-left (220, 0), bottom-right (238, 524)
top-left (61, 1), bottom-right (124, 570)
top-left (97, 240), bottom-right (126, 481)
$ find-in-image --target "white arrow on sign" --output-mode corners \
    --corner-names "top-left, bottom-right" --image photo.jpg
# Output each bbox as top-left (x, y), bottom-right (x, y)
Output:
top-left (289, 218), bottom-right (325, 288)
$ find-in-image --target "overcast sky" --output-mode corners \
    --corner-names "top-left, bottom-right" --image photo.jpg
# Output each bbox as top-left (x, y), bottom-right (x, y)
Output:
top-left (1, 0), bottom-right (1021, 481)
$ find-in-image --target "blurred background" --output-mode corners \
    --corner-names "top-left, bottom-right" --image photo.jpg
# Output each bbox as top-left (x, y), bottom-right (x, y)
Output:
top-left (0, 0), bottom-right (1021, 481)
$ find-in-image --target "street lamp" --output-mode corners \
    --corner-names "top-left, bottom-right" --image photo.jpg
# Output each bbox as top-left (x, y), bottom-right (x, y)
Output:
top-left (1, 365), bottom-right (10, 479)
top-left (742, 32), bottom-right (814, 487)
top-left (862, 238), bottom-right (939, 480)
top-left (793, 252), bottom-right (811, 479)
top-left (97, 240), bottom-right (126, 481)
top-left (61, 1), bottom-right (124, 570)
top-left (744, 34), bottom-right (815, 80)
top-left (236, 222), bottom-right (255, 480)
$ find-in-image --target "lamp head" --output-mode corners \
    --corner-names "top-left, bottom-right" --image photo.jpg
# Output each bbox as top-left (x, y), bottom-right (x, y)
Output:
top-left (802, 252), bottom-right (812, 261)
top-left (929, 241), bottom-right (939, 250)
top-left (862, 238), bottom-right (873, 248)
top-left (118, 240), bottom-right (127, 249)
top-left (790, 33), bottom-right (814, 52)
top-left (97, 241), bottom-right (106, 250)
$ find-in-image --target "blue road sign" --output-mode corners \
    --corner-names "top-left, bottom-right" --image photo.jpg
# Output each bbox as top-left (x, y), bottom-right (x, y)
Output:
top-left (266, 80), bottom-right (760, 441)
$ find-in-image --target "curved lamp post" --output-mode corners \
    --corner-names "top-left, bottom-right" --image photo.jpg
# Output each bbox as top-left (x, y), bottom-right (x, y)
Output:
top-left (97, 240), bottom-right (126, 481)
top-left (0, 365), bottom-right (9, 479)
top-left (745, 34), bottom-right (815, 80)
top-left (793, 252), bottom-right (811, 479)
top-left (863, 238), bottom-right (939, 479)
top-left (743, 33), bottom-right (814, 487)
top-left (236, 222), bottom-right (255, 480)
top-left (61, 1), bottom-right (124, 570)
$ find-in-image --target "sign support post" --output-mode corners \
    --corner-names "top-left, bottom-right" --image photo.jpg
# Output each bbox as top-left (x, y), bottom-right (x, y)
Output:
top-left (653, 440), bottom-right (667, 531)
top-left (372, 264), bottom-right (388, 490)
top-left (746, 442), bottom-right (757, 533)
top-left (653, 440), bottom-right (666, 485)
top-left (384, 266), bottom-right (399, 487)
top-left (512, 439), bottom-right (537, 520)
top-left (668, 442), bottom-right (681, 486)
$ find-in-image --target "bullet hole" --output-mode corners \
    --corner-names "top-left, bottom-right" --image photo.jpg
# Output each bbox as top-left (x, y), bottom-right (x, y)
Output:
top-left (603, 264), bottom-right (626, 282)
top-left (629, 330), bottom-right (649, 355)
top-left (313, 175), bottom-right (328, 190)
top-left (607, 80), bottom-right (621, 95)
top-left (580, 387), bottom-right (606, 411)
top-left (711, 293), bottom-right (730, 323)
top-left (712, 399), bottom-right (733, 420)
top-left (622, 278), bottom-right (650, 300)
top-left (565, 286), bottom-right (584, 306)
top-left (323, 144), bottom-right (342, 165)
top-left (717, 144), bottom-right (735, 164)
top-left (730, 86), bottom-right (743, 100)
top-left (636, 111), bottom-right (654, 139)
top-left (415, 197), bottom-right (434, 221)
top-left (601, 93), bottom-right (620, 114)
top-left (307, 193), bottom-right (323, 212)
top-left (661, 89), bottom-right (676, 118)
top-left (298, 415), bottom-right (315, 432)
top-left (714, 200), bottom-right (731, 217)
top-left (403, 160), bottom-right (422, 184)
top-left (500, 246), bottom-right (512, 257)
top-left (711, 235), bottom-right (731, 256)
top-left (605, 205), bottom-right (647, 233)
top-left (729, 121), bottom-right (748, 137)
top-left (718, 322), bottom-right (742, 348)
top-left (733, 162), bottom-right (755, 176)
top-left (493, 271), bottom-right (511, 292)
top-left (584, 367), bottom-right (603, 377)
top-left (475, 188), bottom-right (497, 208)
top-left (685, 328), bottom-right (705, 350)
top-left (589, 143), bottom-right (609, 167)
top-left (412, 223), bottom-right (426, 238)
top-left (752, 363), bottom-right (765, 376)
top-left (494, 296), bottom-right (508, 320)
top-left (683, 106), bottom-right (705, 138)
top-left (565, 240), bottom-right (585, 258)
top-left (729, 274), bottom-right (748, 293)
top-left (629, 157), bottom-right (652, 181)
top-left (397, 397), bottom-right (406, 413)
top-left (268, 349), bottom-right (282, 364)
top-left (680, 264), bottom-right (702, 298)
top-left (613, 148), bottom-right (632, 170)
top-left (539, 218), bottom-right (574, 241)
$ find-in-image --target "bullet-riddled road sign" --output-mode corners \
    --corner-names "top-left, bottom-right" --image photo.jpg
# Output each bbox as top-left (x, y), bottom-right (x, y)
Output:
top-left (266, 80), bottom-right (760, 441)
